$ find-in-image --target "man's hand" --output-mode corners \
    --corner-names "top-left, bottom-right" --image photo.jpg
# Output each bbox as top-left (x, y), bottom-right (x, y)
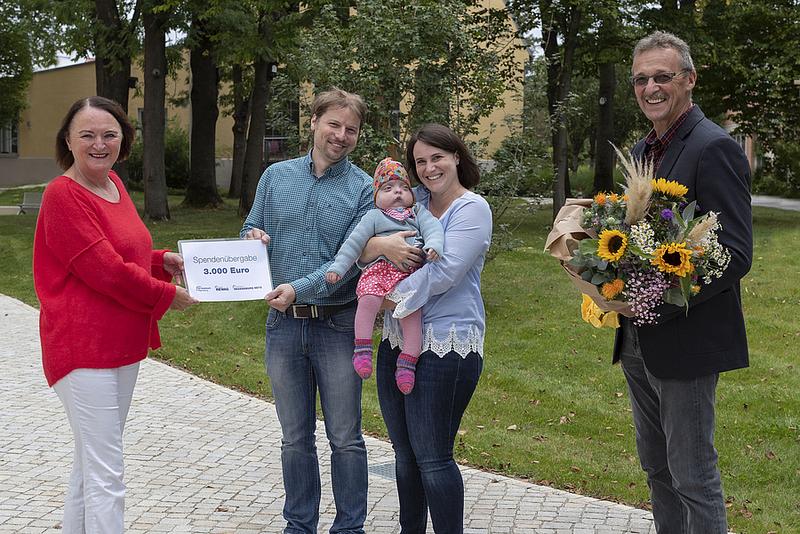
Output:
top-left (266, 283), bottom-right (296, 312)
top-left (244, 228), bottom-right (271, 245)
top-left (326, 272), bottom-right (341, 284)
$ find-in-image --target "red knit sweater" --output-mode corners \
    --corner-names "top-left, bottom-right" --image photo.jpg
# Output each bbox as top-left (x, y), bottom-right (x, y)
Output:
top-left (33, 172), bottom-right (177, 386)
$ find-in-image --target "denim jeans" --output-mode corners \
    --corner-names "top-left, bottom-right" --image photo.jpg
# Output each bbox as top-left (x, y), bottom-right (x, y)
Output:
top-left (265, 307), bottom-right (367, 534)
top-left (620, 326), bottom-right (728, 534)
top-left (376, 339), bottom-right (483, 534)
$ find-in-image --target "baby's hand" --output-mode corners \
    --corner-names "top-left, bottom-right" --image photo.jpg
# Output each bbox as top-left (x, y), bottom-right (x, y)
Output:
top-left (325, 272), bottom-right (341, 284)
top-left (425, 249), bottom-right (440, 262)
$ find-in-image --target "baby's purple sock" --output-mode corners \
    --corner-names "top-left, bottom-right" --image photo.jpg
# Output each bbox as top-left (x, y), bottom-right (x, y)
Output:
top-left (353, 338), bottom-right (373, 379)
top-left (395, 352), bottom-right (419, 395)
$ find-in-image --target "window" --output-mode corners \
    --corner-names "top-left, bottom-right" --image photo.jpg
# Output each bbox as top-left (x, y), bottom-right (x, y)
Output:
top-left (263, 89), bottom-right (299, 163)
top-left (0, 120), bottom-right (18, 155)
top-left (733, 133), bottom-right (747, 154)
top-left (263, 136), bottom-right (290, 163)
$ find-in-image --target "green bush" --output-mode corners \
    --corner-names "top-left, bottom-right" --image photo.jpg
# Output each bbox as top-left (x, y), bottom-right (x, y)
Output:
top-left (126, 119), bottom-right (190, 190)
top-left (753, 140), bottom-right (800, 199)
top-left (485, 130), bottom-right (551, 197)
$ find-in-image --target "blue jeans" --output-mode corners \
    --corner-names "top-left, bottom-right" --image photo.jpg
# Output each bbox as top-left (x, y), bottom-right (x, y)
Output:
top-left (620, 326), bottom-right (728, 534)
top-left (265, 307), bottom-right (367, 534)
top-left (376, 339), bottom-right (482, 534)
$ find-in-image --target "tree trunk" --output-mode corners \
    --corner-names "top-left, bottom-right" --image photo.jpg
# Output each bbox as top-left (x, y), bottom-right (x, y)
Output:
top-left (185, 18), bottom-right (222, 208)
top-left (94, 0), bottom-right (141, 185)
top-left (540, 1), bottom-right (564, 219)
top-left (93, 0), bottom-right (136, 110)
top-left (569, 132), bottom-right (582, 173)
top-left (94, 52), bottom-right (131, 112)
top-left (542, 2), bottom-right (581, 220)
top-left (593, 61), bottom-right (616, 194)
top-left (143, 9), bottom-right (170, 221)
top-left (228, 64), bottom-right (249, 199)
top-left (239, 55), bottom-right (270, 216)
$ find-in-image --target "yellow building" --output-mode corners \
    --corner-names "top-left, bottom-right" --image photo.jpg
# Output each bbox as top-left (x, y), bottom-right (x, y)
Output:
top-left (0, 57), bottom-right (236, 188)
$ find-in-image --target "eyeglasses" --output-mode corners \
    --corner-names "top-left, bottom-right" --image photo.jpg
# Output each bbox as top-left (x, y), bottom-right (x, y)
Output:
top-left (630, 70), bottom-right (690, 87)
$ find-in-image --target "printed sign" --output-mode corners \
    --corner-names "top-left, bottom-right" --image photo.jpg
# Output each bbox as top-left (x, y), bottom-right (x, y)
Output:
top-left (178, 238), bottom-right (272, 302)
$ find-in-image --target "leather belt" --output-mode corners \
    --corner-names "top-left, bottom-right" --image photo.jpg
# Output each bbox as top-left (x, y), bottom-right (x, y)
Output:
top-left (285, 301), bottom-right (356, 319)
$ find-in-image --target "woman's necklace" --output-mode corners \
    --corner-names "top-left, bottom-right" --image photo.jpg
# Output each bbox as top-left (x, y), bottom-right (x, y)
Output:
top-left (71, 168), bottom-right (119, 202)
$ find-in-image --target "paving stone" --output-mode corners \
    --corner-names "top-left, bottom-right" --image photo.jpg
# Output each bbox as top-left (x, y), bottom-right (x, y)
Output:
top-left (0, 294), bottom-right (658, 533)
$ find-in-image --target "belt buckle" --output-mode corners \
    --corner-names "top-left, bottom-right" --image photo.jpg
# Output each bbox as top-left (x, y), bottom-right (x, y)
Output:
top-left (290, 304), bottom-right (319, 319)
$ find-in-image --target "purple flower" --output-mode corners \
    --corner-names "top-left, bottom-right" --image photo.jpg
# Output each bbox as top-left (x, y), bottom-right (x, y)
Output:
top-left (622, 265), bottom-right (670, 326)
top-left (661, 209), bottom-right (674, 220)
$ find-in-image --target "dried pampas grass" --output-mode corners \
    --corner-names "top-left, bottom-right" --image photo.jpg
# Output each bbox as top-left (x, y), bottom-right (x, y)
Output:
top-left (686, 211), bottom-right (718, 246)
top-left (611, 143), bottom-right (653, 225)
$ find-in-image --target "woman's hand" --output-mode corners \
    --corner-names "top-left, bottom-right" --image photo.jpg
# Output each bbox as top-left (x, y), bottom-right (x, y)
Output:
top-left (162, 252), bottom-right (185, 283)
top-left (361, 231), bottom-right (424, 272)
top-left (170, 286), bottom-right (198, 310)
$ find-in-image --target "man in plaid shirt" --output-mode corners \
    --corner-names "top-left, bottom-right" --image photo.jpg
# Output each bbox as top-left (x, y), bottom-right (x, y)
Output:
top-left (241, 88), bottom-right (373, 534)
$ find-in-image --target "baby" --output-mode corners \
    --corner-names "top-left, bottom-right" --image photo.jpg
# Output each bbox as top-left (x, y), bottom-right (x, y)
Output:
top-left (326, 158), bottom-right (444, 394)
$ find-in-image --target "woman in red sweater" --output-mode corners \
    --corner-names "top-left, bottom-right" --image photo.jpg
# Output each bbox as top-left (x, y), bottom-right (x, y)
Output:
top-left (33, 96), bottom-right (197, 534)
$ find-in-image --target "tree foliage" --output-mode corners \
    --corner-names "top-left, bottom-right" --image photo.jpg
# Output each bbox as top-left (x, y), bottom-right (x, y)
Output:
top-left (509, 0), bottom-right (800, 206)
top-left (290, 0), bottom-right (522, 170)
top-left (0, 1), bottom-right (62, 125)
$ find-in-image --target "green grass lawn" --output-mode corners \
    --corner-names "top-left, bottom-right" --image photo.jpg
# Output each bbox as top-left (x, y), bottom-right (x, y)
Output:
top-left (1, 190), bottom-right (798, 533)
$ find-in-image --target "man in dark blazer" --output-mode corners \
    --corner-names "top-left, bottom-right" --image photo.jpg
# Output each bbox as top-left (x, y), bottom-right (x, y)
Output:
top-left (613, 31), bottom-right (752, 533)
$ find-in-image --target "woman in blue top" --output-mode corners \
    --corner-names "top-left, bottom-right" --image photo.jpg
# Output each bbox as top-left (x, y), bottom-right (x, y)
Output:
top-left (362, 123), bottom-right (492, 533)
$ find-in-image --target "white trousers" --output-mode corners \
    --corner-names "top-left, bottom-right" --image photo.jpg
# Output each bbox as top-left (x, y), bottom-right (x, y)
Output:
top-left (53, 362), bottom-right (139, 534)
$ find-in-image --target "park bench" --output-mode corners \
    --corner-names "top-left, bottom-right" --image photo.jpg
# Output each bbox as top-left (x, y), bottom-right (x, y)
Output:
top-left (18, 192), bottom-right (42, 215)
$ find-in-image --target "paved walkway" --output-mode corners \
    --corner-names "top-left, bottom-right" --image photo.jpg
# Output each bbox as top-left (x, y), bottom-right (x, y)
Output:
top-left (0, 294), bottom-right (657, 533)
top-left (751, 194), bottom-right (800, 211)
top-left (525, 194), bottom-right (800, 213)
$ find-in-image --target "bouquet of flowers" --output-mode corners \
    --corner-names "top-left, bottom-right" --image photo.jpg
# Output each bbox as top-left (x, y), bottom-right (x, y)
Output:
top-left (546, 148), bottom-right (731, 327)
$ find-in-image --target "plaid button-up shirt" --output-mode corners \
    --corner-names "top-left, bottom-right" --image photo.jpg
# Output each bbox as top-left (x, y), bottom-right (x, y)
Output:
top-left (241, 152), bottom-right (373, 305)
top-left (643, 104), bottom-right (694, 172)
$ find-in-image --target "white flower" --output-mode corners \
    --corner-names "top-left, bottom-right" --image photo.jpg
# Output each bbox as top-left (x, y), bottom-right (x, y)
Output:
top-left (630, 221), bottom-right (656, 254)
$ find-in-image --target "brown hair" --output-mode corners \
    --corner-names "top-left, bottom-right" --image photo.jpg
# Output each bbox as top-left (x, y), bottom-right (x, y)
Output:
top-left (55, 96), bottom-right (135, 171)
top-left (405, 124), bottom-right (480, 189)
top-left (310, 87), bottom-right (368, 128)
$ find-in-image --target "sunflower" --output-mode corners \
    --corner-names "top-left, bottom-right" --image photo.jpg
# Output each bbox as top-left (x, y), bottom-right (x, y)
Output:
top-left (651, 242), bottom-right (694, 277)
top-left (651, 178), bottom-right (688, 198)
top-left (601, 279), bottom-right (625, 300)
top-left (597, 229), bottom-right (628, 262)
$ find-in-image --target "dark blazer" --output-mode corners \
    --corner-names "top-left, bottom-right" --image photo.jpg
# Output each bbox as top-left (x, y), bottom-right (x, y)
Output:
top-left (612, 105), bottom-right (753, 379)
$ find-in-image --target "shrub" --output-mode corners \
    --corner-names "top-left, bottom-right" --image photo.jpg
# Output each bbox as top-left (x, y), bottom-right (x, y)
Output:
top-left (127, 119), bottom-right (190, 190)
top-left (486, 129), bottom-right (551, 197)
top-left (753, 140), bottom-right (800, 199)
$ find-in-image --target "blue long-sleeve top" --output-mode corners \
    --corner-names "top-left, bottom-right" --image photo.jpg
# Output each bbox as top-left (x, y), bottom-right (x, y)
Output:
top-left (384, 187), bottom-right (492, 358)
top-left (327, 204), bottom-right (444, 276)
top-left (240, 153), bottom-right (373, 305)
